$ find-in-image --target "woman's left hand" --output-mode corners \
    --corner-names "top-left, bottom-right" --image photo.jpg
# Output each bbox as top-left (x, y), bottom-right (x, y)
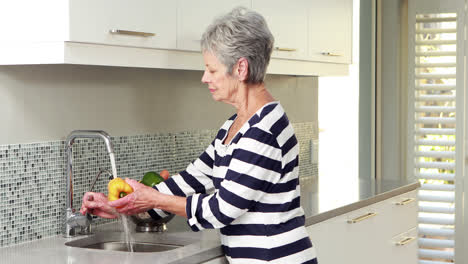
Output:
top-left (108, 178), bottom-right (158, 215)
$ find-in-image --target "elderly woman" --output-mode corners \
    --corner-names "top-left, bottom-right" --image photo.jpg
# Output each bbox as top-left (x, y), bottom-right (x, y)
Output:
top-left (80, 7), bottom-right (317, 264)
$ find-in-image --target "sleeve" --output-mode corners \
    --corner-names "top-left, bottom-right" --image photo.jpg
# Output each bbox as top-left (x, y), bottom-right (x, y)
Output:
top-left (148, 140), bottom-right (216, 220)
top-left (185, 128), bottom-right (282, 231)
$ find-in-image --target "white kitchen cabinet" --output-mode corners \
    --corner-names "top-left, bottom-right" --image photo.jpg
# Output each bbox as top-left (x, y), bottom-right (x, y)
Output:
top-left (0, 0), bottom-right (351, 76)
top-left (307, 205), bottom-right (383, 263)
top-left (252, 0), bottom-right (309, 60)
top-left (252, 0), bottom-right (352, 63)
top-left (1, 0), bottom-right (176, 49)
top-left (308, 0), bottom-right (353, 64)
top-left (69, 0), bottom-right (177, 49)
top-left (177, 0), bottom-right (251, 52)
top-left (307, 190), bottom-right (418, 264)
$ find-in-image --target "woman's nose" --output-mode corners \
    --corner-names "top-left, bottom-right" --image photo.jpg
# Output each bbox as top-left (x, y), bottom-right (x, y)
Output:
top-left (201, 71), bottom-right (209, 84)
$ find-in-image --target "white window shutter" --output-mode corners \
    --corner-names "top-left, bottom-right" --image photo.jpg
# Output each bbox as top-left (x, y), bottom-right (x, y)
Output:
top-left (408, 0), bottom-right (465, 263)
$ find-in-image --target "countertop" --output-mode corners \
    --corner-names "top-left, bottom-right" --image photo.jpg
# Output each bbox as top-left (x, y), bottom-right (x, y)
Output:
top-left (0, 178), bottom-right (420, 264)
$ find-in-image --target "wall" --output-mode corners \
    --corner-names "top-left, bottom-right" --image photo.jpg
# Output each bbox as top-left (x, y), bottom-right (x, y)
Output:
top-left (359, 0), bottom-right (374, 182)
top-left (0, 65), bottom-right (317, 144)
top-left (381, 0), bottom-right (408, 182)
top-left (0, 65), bottom-right (318, 247)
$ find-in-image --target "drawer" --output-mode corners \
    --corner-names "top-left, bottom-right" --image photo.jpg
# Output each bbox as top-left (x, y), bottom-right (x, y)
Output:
top-left (308, 205), bottom-right (387, 264)
top-left (385, 227), bottom-right (418, 264)
top-left (378, 190), bottom-right (418, 238)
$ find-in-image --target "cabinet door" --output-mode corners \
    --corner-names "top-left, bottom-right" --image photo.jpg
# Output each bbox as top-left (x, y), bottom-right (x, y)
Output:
top-left (69, 0), bottom-right (177, 49)
top-left (308, 0), bottom-right (352, 64)
top-left (177, 0), bottom-right (251, 52)
top-left (252, 0), bottom-right (309, 60)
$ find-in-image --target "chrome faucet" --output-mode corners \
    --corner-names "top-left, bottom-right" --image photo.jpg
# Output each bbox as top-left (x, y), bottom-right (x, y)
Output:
top-left (64, 130), bottom-right (115, 237)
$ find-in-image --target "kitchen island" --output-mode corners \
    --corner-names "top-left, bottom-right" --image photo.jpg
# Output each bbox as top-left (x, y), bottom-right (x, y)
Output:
top-left (0, 178), bottom-right (420, 264)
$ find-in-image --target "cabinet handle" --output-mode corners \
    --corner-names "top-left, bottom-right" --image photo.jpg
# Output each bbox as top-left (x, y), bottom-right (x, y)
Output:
top-left (321, 52), bottom-right (342, 57)
top-left (347, 212), bottom-right (377, 224)
top-left (395, 198), bottom-right (415, 206)
top-left (109, 29), bottom-right (155, 37)
top-left (395, 237), bottom-right (416, 246)
top-left (274, 47), bottom-right (297, 52)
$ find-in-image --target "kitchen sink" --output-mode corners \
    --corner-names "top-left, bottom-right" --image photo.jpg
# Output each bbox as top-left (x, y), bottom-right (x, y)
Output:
top-left (81, 241), bottom-right (181, 252)
top-left (65, 231), bottom-right (199, 253)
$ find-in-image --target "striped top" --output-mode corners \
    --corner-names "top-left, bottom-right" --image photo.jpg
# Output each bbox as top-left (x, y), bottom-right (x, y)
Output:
top-left (150, 102), bottom-right (317, 263)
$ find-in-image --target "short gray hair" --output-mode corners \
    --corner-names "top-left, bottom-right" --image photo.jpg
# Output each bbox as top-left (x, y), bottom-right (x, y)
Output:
top-left (201, 7), bottom-right (274, 84)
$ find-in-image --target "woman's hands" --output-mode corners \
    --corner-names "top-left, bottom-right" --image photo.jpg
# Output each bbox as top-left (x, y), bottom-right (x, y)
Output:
top-left (108, 178), bottom-right (187, 217)
top-left (79, 180), bottom-right (157, 218)
top-left (80, 192), bottom-right (118, 219)
top-left (108, 178), bottom-right (159, 215)
top-left (80, 172), bottom-right (187, 218)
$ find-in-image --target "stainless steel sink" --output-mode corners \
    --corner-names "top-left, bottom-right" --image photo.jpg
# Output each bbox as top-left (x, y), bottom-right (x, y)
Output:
top-left (82, 241), bottom-right (181, 252)
top-left (65, 231), bottom-right (199, 253)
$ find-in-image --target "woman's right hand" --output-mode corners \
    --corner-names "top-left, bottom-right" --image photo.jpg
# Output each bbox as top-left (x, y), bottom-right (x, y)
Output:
top-left (80, 192), bottom-right (118, 219)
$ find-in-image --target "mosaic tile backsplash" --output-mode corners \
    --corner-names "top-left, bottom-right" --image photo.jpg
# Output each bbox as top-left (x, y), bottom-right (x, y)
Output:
top-left (0, 122), bottom-right (318, 248)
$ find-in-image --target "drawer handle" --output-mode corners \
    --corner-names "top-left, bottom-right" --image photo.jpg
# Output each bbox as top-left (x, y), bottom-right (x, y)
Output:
top-left (109, 29), bottom-right (156, 37)
top-left (321, 52), bottom-right (342, 56)
top-left (395, 198), bottom-right (415, 206)
top-left (274, 47), bottom-right (297, 52)
top-left (396, 237), bottom-right (416, 246)
top-left (347, 212), bottom-right (377, 224)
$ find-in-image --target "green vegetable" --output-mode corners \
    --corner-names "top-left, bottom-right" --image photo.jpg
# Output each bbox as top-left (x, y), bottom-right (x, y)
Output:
top-left (140, 171), bottom-right (165, 187)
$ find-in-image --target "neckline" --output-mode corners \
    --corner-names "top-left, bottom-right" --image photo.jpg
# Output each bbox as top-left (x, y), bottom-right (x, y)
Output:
top-left (221, 101), bottom-right (279, 146)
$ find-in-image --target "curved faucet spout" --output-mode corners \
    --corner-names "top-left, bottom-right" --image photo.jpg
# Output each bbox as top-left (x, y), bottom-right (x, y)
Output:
top-left (64, 130), bottom-right (115, 237)
top-left (66, 130), bottom-right (114, 154)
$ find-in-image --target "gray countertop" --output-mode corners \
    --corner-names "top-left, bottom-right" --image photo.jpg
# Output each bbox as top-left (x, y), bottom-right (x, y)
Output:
top-left (300, 177), bottom-right (420, 225)
top-left (0, 178), bottom-right (420, 264)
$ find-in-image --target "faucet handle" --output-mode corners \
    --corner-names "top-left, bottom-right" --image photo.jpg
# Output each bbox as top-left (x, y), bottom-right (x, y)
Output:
top-left (66, 212), bottom-right (91, 227)
top-left (80, 213), bottom-right (93, 235)
top-left (89, 169), bottom-right (113, 193)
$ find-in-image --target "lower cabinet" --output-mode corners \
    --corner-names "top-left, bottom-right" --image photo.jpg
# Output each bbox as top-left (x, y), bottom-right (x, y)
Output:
top-left (306, 190), bottom-right (418, 264)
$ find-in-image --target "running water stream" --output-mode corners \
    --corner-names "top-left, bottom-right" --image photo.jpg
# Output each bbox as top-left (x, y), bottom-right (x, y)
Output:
top-left (109, 153), bottom-right (135, 252)
top-left (109, 153), bottom-right (118, 183)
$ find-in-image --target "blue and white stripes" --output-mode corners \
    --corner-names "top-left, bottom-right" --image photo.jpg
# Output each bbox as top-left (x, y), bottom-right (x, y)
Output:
top-left (152, 102), bottom-right (317, 263)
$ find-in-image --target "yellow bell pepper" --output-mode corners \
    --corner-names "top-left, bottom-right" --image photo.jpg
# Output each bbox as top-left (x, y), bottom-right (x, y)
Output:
top-left (108, 178), bottom-right (133, 201)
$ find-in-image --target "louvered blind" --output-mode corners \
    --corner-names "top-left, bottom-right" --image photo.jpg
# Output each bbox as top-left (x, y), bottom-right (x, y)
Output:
top-left (410, 12), bottom-right (457, 263)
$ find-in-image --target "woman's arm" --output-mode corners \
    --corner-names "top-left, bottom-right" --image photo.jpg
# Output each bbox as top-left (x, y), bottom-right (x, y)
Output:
top-left (185, 128), bottom-right (283, 231)
top-left (146, 139), bottom-right (217, 219)
top-left (85, 138), bottom-right (219, 219)
top-left (153, 192), bottom-right (187, 217)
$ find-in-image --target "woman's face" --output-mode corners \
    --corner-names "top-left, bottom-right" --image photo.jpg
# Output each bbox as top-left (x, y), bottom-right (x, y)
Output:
top-left (201, 51), bottom-right (239, 103)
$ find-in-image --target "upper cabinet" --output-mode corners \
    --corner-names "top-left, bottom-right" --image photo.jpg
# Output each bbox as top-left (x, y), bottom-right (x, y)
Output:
top-left (177, 0), bottom-right (251, 51)
top-left (253, 0), bottom-right (352, 64)
top-left (0, 0), bottom-right (176, 49)
top-left (69, 0), bottom-right (177, 49)
top-left (252, 0), bottom-right (309, 60)
top-left (0, 0), bottom-right (353, 76)
top-left (308, 0), bottom-right (353, 64)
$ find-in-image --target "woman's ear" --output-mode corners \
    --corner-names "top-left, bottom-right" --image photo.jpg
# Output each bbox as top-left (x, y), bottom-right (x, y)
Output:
top-left (236, 57), bottom-right (249, 82)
